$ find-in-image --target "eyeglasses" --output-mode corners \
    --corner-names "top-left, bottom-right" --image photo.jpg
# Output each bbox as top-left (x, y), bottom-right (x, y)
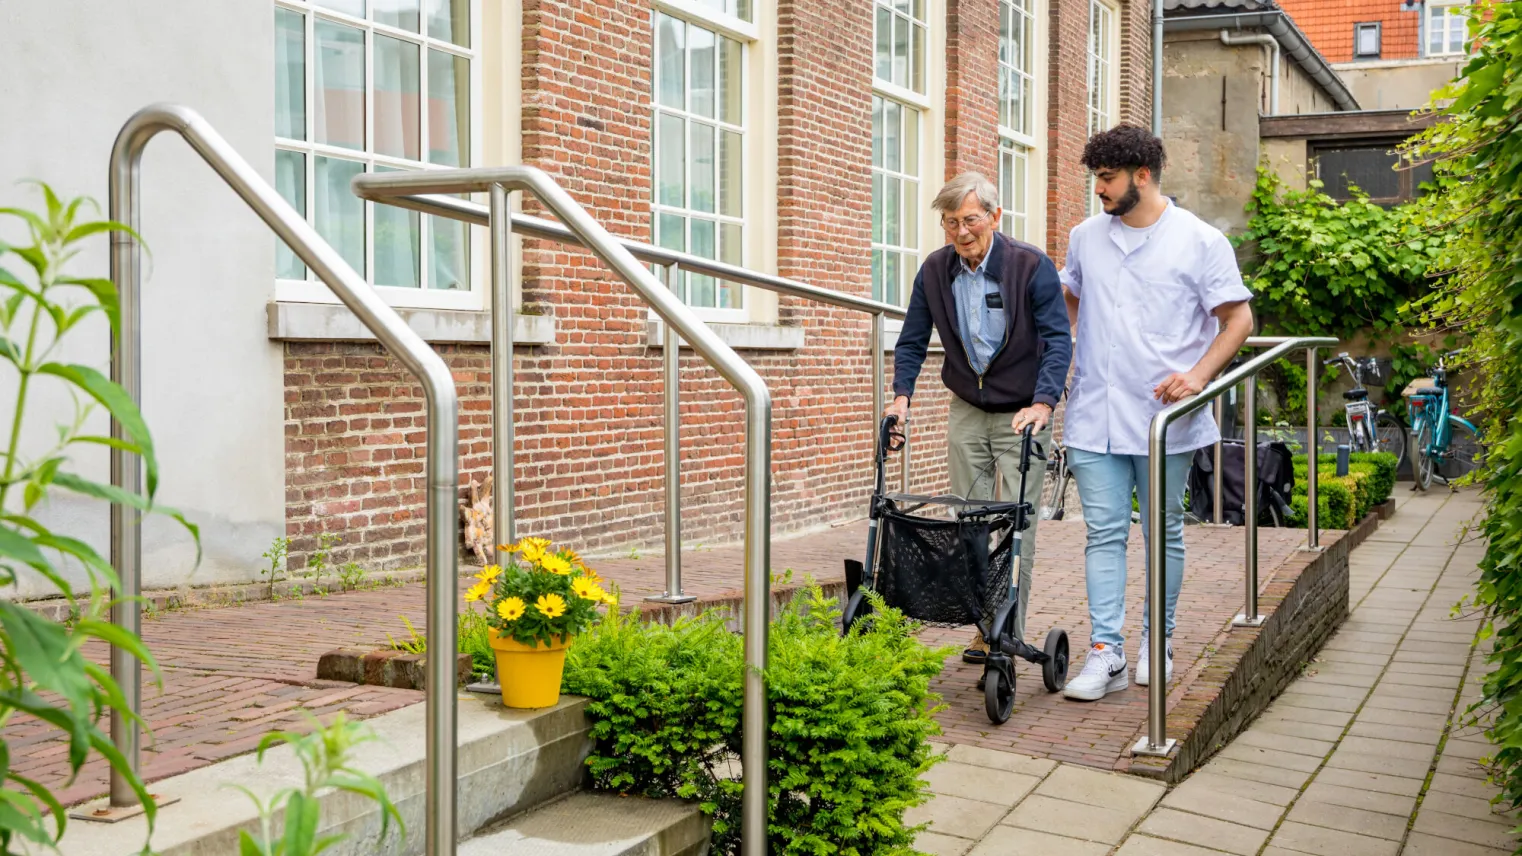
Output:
top-left (940, 213), bottom-right (990, 232)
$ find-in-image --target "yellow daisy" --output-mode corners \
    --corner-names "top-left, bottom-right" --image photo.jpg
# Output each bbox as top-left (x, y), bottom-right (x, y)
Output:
top-left (498, 542), bottom-right (520, 553)
top-left (497, 596), bottom-right (526, 621)
top-left (534, 593), bottom-right (567, 619)
top-left (464, 581), bottom-right (492, 603)
top-left (571, 577), bottom-right (606, 602)
top-left (564, 548), bottom-right (587, 569)
top-left (540, 554), bottom-right (573, 575)
top-left (518, 543), bottom-right (545, 565)
top-left (475, 565), bottom-right (502, 584)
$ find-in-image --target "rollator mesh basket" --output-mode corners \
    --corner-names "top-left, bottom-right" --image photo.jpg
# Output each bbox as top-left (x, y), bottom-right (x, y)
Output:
top-left (875, 505), bottom-right (1014, 627)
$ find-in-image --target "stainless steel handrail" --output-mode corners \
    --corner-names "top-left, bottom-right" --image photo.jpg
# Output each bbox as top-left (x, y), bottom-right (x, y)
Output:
top-left (352, 167), bottom-right (774, 856)
top-left (1132, 335), bottom-right (1337, 758)
top-left (108, 105), bottom-right (462, 853)
top-left (1242, 335), bottom-right (1325, 549)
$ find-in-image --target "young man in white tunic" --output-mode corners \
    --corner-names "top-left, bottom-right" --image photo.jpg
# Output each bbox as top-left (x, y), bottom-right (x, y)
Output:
top-left (1055, 126), bottom-right (1255, 702)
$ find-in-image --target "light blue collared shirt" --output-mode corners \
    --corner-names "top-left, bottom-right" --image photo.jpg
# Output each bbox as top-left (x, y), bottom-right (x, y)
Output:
top-left (952, 248), bottom-right (1006, 377)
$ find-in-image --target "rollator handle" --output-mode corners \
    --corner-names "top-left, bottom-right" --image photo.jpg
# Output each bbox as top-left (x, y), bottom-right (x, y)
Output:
top-left (880, 415), bottom-right (906, 455)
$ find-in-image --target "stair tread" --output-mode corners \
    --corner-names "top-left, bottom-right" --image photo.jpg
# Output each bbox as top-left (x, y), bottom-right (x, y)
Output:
top-left (460, 792), bottom-right (707, 855)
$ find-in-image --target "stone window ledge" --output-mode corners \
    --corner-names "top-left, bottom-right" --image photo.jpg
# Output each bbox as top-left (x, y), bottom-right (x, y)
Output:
top-left (267, 302), bottom-right (555, 346)
top-left (646, 319), bottom-right (805, 351)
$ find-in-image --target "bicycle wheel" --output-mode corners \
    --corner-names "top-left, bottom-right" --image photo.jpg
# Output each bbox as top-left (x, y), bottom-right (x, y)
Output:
top-left (1040, 449), bottom-right (1069, 521)
top-left (1414, 418), bottom-right (1436, 491)
top-left (1439, 417), bottom-right (1484, 482)
top-left (1373, 411), bottom-right (1408, 471)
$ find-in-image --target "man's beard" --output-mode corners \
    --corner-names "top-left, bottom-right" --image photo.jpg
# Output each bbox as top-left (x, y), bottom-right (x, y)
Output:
top-left (1103, 178), bottom-right (1141, 216)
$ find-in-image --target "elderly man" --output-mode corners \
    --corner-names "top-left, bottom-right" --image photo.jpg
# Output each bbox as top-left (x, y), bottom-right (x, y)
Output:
top-left (887, 172), bottom-right (1072, 662)
top-left (1059, 126), bottom-right (1254, 702)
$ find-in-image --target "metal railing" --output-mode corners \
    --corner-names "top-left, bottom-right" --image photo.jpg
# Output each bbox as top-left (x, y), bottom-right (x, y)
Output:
top-left (351, 167), bottom-right (775, 856)
top-left (1133, 335), bottom-right (1336, 757)
top-left (107, 104), bottom-right (462, 851)
top-left (358, 189), bottom-right (912, 603)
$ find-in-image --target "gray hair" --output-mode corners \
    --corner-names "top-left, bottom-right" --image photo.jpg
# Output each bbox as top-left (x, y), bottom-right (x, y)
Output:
top-left (931, 173), bottom-right (999, 215)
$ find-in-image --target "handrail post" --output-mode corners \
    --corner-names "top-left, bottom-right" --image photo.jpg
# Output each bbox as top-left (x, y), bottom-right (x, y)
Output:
top-left (1132, 413), bottom-right (1176, 757)
top-left (871, 313), bottom-right (884, 441)
top-left (1212, 398), bottom-right (1224, 524)
top-left (1304, 346), bottom-right (1321, 551)
top-left (491, 184), bottom-right (516, 552)
top-left (648, 265), bottom-right (694, 604)
top-left (1234, 374), bottom-right (1265, 627)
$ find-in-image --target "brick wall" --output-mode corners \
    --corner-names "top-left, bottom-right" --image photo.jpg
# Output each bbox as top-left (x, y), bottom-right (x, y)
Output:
top-left (1278, 0), bottom-right (1421, 64)
top-left (283, 0), bottom-right (1152, 572)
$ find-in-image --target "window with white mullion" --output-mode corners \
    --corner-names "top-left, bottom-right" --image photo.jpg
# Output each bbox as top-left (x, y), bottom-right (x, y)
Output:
top-left (998, 138), bottom-right (1029, 242)
top-left (999, 0), bottom-right (1035, 139)
top-left (652, 10), bottom-right (747, 311)
top-left (273, 0), bottom-right (473, 298)
top-left (1086, 0), bottom-right (1116, 216)
top-left (871, 95), bottom-right (920, 308)
top-left (1426, 1), bottom-right (1469, 57)
top-left (874, 0), bottom-right (927, 95)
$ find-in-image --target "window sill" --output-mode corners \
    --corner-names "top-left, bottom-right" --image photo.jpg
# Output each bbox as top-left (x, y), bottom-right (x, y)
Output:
top-left (646, 319), bottom-right (805, 351)
top-left (881, 328), bottom-right (945, 354)
top-left (267, 302), bottom-right (556, 346)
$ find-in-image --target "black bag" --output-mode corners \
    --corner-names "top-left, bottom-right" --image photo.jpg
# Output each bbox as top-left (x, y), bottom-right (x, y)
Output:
top-left (1188, 440), bottom-right (1295, 527)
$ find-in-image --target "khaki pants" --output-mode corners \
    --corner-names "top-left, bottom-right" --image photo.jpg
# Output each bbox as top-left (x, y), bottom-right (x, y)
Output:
top-left (947, 395), bottom-right (1049, 643)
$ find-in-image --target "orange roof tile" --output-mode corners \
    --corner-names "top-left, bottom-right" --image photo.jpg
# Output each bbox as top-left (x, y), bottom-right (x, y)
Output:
top-left (1277, 0), bottom-right (1424, 62)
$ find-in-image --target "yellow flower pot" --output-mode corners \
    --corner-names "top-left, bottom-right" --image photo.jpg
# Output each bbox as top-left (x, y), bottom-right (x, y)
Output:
top-left (488, 629), bottom-right (570, 709)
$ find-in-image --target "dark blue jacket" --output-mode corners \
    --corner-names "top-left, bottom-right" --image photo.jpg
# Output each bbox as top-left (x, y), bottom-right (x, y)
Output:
top-left (892, 232), bottom-right (1071, 412)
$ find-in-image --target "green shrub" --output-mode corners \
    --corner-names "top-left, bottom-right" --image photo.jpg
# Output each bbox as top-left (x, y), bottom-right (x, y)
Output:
top-left (563, 585), bottom-right (952, 856)
top-left (1314, 452), bottom-right (1397, 506)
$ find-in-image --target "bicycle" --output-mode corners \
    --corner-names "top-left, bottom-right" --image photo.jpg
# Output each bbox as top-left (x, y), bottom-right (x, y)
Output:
top-left (1039, 438), bottom-right (1073, 521)
top-left (1323, 352), bottom-right (1407, 471)
top-left (1406, 351), bottom-right (1483, 490)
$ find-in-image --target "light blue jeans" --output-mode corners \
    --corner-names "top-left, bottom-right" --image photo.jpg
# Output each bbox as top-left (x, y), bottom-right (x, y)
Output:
top-left (1066, 447), bottom-right (1193, 651)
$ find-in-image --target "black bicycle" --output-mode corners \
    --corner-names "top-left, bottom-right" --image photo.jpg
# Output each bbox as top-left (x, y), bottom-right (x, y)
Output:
top-left (1324, 352), bottom-right (1407, 470)
top-left (843, 417), bottom-right (1070, 724)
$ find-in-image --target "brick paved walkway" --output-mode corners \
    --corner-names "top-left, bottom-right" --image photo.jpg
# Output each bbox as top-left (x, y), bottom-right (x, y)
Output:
top-left (13, 507), bottom-right (1316, 808)
top-left (916, 488), bottom-right (1514, 856)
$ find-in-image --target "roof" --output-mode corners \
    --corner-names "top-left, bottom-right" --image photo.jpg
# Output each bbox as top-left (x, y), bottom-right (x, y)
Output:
top-left (1276, 0), bottom-right (1422, 63)
top-left (1163, 0), bottom-right (1280, 12)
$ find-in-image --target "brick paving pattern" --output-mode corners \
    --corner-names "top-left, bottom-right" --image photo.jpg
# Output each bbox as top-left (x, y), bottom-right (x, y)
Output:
top-left (915, 488), bottom-right (1514, 856)
top-left (12, 511), bottom-right (1318, 808)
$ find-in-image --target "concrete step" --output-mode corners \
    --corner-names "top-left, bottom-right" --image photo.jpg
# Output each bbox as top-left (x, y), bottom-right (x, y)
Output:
top-left (59, 693), bottom-right (591, 855)
top-left (460, 793), bottom-right (710, 856)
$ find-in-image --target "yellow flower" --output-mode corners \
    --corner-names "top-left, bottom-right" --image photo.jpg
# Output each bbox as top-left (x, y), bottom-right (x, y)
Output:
top-left (518, 543), bottom-right (545, 565)
top-left (564, 548), bottom-right (586, 569)
top-left (540, 554), bottom-right (573, 575)
top-left (475, 565), bottom-right (502, 584)
top-left (464, 581), bottom-right (491, 603)
top-left (497, 596), bottom-right (526, 621)
top-left (534, 593), bottom-right (567, 619)
top-left (498, 542), bottom-right (520, 553)
top-left (572, 577), bottom-right (606, 602)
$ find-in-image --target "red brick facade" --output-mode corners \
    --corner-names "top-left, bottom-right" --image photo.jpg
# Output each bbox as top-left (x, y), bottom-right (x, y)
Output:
top-left (1277, 0), bottom-right (1423, 63)
top-left (284, 0), bottom-right (1153, 570)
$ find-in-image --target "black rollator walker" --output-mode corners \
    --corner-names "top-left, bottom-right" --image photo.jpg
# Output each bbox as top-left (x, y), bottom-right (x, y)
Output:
top-left (842, 416), bottom-right (1070, 724)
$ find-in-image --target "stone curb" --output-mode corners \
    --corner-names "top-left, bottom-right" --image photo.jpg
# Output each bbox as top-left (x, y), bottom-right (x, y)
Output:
top-left (316, 646), bottom-right (473, 690)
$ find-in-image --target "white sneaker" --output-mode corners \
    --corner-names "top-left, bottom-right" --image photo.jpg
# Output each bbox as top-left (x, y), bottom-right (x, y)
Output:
top-left (1136, 640), bottom-right (1173, 687)
top-left (1062, 643), bottom-right (1128, 701)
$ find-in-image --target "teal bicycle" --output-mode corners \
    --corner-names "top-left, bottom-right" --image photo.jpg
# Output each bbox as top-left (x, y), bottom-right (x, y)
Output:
top-left (1406, 351), bottom-right (1483, 490)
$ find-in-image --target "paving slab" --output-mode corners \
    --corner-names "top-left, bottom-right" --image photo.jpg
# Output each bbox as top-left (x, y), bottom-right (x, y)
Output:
top-left (1135, 807), bottom-right (1269, 855)
top-left (1114, 834), bottom-right (1236, 856)
top-left (1403, 832), bottom-right (1514, 856)
top-left (944, 744), bottom-right (1057, 778)
top-left (1159, 784), bottom-right (1281, 829)
top-left (1002, 794), bottom-right (1140, 845)
top-left (966, 828), bottom-right (1108, 856)
top-left (916, 831), bottom-right (974, 856)
top-left (904, 794), bottom-right (1008, 842)
top-left (1268, 820), bottom-right (1401, 856)
top-left (922, 763), bottom-right (1040, 807)
top-left (1285, 799), bottom-right (1407, 841)
top-left (1199, 757), bottom-right (1315, 790)
top-left (1032, 764), bottom-right (1165, 816)
top-left (1173, 771), bottom-right (1300, 807)
top-left (1298, 780), bottom-right (1418, 816)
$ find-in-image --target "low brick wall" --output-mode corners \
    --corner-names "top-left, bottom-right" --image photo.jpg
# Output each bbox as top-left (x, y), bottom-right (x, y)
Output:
top-left (316, 647), bottom-right (473, 691)
top-left (1128, 510), bottom-right (1381, 782)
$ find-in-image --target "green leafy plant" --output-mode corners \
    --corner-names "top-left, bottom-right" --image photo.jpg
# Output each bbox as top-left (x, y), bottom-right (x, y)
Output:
top-left (469, 537), bottom-right (608, 646)
top-left (336, 561), bottom-right (365, 592)
top-left (233, 713), bottom-right (403, 855)
top-left (262, 535), bottom-right (290, 601)
top-left (0, 184), bottom-right (200, 851)
top-left (302, 533), bottom-right (341, 589)
top-left (563, 583), bottom-right (952, 855)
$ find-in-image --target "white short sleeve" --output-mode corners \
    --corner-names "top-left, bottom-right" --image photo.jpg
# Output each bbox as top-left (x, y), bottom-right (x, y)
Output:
top-left (1197, 231), bottom-right (1253, 312)
top-left (1060, 227), bottom-right (1084, 298)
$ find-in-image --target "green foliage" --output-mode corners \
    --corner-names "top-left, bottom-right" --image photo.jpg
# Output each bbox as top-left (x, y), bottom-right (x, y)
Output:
top-left (0, 184), bottom-right (201, 852)
top-left (1236, 167), bottom-right (1446, 341)
top-left (1406, 2), bottom-right (1522, 837)
top-left (563, 584), bottom-right (953, 856)
top-left (474, 539), bottom-right (606, 647)
top-left (262, 536), bottom-right (290, 601)
top-left (1285, 451), bottom-right (1397, 529)
top-left (233, 713), bottom-right (402, 855)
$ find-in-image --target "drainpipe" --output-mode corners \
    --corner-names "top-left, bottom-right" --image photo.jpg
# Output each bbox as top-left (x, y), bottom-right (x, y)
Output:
top-left (1220, 29), bottom-right (1281, 115)
top-left (1153, 0), bottom-right (1165, 135)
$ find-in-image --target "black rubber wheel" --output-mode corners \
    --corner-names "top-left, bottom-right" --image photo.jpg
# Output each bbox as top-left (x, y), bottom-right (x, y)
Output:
top-left (1415, 418), bottom-right (1436, 491)
top-left (841, 590), bottom-right (872, 634)
top-left (1042, 628), bottom-right (1069, 693)
top-left (984, 663), bottom-right (1015, 724)
top-left (1440, 417), bottom-right (1483, 483)
top-left (1373, 411), bottom-right (1408, 472)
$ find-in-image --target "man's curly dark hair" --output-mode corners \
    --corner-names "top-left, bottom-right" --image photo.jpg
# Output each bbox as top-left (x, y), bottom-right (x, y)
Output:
top-left (1081, 125), bottom-right (1167, 178)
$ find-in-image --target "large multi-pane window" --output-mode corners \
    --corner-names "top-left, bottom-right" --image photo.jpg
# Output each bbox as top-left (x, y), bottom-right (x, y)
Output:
top-left (652, 11), bottom-right (747, 311)
top-left (1426, 1), bottom-right (1468, 57)
top-left (274, 0), bottom-right (473, 299)
top-left (998, 0), bottom-right (1036, 241)
top-left (873, 0), bottom-right (927, 307)
top-left (1086, 0), bottom-right (1117, 216)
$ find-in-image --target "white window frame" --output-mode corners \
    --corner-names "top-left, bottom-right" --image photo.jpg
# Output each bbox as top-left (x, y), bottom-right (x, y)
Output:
top-left (1086, 0), bottom-right (1119, 217)
top-left (274, 0), bottom-right (485, 311)
top-left (1425, 1), bottom-right (1469, 57)
top-left (872, 95), bottom-right (922, 308)
top-left (872, 0), bottom-right (934, 311)
top-left (1354, 22), bottom-right (1382, 59)
top-left (651, 1), bottom-right (759, 324)
top-left (998, 0), bottom-right (1044, 247)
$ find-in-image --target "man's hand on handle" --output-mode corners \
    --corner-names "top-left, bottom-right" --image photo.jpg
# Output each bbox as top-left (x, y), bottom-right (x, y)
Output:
top-left (885, 395), bottom-right (911, 427)
top-left (1153, 371), bottom-right (1207, 405)
top-left (1010, 403), bottom-right (1053, 433)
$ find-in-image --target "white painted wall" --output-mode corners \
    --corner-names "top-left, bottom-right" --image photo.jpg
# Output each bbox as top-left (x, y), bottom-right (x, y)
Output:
top-left (0, 1), bottom-right (285, 596)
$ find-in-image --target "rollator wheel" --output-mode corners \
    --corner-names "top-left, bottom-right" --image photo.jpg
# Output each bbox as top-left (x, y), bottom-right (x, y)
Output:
top-left (984, 663), bottom-right (1015, 724)
top-left (1042, 628), bottom-right (1070, 693)
top-left (841, 590), bottom-right (872, 635)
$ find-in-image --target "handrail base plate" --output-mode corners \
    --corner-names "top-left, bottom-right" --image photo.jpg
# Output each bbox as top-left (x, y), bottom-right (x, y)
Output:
top-left (1232, 614), bottom-right (1268, 628)
top-left (1131, 737), bottom-right (1177, 757)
